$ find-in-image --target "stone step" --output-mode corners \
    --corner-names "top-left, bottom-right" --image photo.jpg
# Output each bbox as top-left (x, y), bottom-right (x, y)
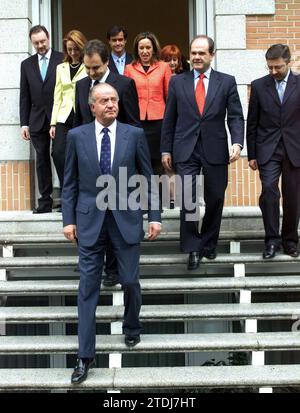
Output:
top-left (2, 276), bottom-right (300, 296)
top-left (0, 253), bottom-right (299, 269)
top-left (0, 365), bottom-right (300, 390)
top-left (0, 207), bottom-right (264, 235)
top-left (1, 302), bottom-right (300, 323)
top-left (1, 332), bottom-right (300, 355)
top-left (0, 231), bottom-right (269, 245)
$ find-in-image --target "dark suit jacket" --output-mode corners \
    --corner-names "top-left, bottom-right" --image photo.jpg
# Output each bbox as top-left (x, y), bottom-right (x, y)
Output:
top-left (73, 72), bottom-right (140, 128)
top-left (247, 72), bottom-right (300, 167)
top-left (108, 53), bottom-right (133, 74)
top-left (19, 50), bottom-right (64, 132)
top-left (62, 121), bottom-right (161, 247)
top-left (161, 69), bottom-right (244, 165)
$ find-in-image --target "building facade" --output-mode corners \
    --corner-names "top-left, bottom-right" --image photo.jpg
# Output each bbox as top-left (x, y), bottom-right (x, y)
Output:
top-left (0, 0), bottom-right (298, 211)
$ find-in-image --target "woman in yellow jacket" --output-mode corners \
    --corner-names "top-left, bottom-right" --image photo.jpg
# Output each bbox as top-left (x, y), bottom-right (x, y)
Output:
top-left (50, 30), bottom-right (87, 187)
top-left (124, 32), bottom-right (172, 175)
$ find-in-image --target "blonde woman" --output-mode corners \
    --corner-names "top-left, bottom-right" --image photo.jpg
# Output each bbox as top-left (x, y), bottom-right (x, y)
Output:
top-left (50, 30), bottom-right (87, 187)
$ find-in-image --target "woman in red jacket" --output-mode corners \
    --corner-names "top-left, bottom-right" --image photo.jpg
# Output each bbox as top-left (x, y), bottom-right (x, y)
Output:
top-left (124, 32), bottom-right (172, 174)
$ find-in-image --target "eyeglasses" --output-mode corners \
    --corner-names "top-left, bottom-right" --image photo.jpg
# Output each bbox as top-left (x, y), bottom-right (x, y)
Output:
top-left (266, 64), bottom-right (287, 71)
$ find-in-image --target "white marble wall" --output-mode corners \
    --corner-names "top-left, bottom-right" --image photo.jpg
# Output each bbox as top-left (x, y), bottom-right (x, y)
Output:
top-left (0, 0), bottom-right (31, 161)
top-left (215, 0), bottom-right (275, 124)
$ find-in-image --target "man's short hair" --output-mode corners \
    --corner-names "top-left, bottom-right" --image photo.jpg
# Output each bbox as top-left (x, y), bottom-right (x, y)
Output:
top-left (265, 44), bottom-right (291, 63)
top-left (190, 35), bottom-right (215, 55)
top-left (84, 39), bottom-right (109, 64)
top-left (107, 25), bottom-right (128, 40)
top-left (88, 83), bottom-right (119, 105)
top-left (29, 25), bottom-right (49, 39)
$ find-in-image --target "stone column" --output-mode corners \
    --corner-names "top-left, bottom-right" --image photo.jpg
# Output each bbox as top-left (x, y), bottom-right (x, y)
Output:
top-left (0, 0), bottom-right (34, 210)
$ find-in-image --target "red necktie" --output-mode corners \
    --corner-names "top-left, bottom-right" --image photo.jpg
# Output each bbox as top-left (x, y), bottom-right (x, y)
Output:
top-left (195, 73), bottom-right (206, 115)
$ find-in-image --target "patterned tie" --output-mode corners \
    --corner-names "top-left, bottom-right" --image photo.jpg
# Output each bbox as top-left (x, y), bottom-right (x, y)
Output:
top-left (277, 80), bottom-right (285, 104)
top-left (40, 56), bottom-right (48, 81)
top-left (100, 128), bottom-right (111, 174)
top-left (195, 73), bottom-right (206, 115)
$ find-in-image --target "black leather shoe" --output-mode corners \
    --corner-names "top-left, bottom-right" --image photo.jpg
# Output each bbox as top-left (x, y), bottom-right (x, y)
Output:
top-left (103, 273), bottom-right (119, 287)
top-left (263, 244), bottom-right (279, 259)
top-left (32, 207), bottom-right (52, 214)
top-left (203, 249), bottom-right (217, 260)
top-left (187, 252), bottom-right (200, 270)
top-left (283, 247), bottom-right (299, 258)
top-left (71, 358), bottom-right (95, 385)
top-left (125, 335), bottom-right (140, 348)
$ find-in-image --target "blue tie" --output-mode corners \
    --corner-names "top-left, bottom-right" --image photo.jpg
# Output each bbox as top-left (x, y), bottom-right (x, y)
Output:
top-left (40, 56), bottom-right (48, 81)
top-left (100, 128), bottom-right (111, 174)
top-left (277, 80), bottom-right (285, 103)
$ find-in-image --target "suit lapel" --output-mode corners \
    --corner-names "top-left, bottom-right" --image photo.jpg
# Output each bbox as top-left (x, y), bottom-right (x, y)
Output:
top-left (82, 123), bottom-right (101, 175)
top-left (82, 78), bottom-right (92, 117)
top-left (109, 55), bottom-right (118, 73)
top-left (107, 72), bottom-right (118, 88)
top-left (266, 75), bottom-right (281, 106)
top-left (112, 123), bottom-right (129, 177)
top-left (183, 71), bottom-right (199, 114)
top-left (203, 69), bottom-right (221, 116)
top-left (33, 54), bottom-right (43, 83)
top-left (125, 53), bottom-right (133, 65)
top-left (282, 72), bottom-right (297, 105)
top-left (44, 50), bottom-right (57, 83)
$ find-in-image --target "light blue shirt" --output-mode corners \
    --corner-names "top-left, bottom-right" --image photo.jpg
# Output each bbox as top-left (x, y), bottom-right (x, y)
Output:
top-left (194, 67), bottom-right (212, 94)
top-left (112, 52), bottom-right (126, 75)
top-left (275, 69), bottom-right (290, 102)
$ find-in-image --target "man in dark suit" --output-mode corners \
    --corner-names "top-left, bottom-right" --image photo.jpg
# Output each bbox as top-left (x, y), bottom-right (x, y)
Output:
top-left (73, 39), bottom-right (140, 128)
top-left (62, 83), bottom-right (161, 384)
top-left (73, 39), bottom-right (140, 287)
top-left (107, 25), bottom-right (133, 75)
top-left (20, 25), bottom-right (63, 213)
top-left (161, 35), bottom-right (244, 270)
top-left (247, 44), bottom-right (300, 259)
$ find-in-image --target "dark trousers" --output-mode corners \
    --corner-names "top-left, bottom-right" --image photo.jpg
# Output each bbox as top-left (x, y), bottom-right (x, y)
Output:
top-left (30, 127), bottom-right (53, 209)
top-left (52, 122), bottom-right (70, 188)
top-left (77, 211), bottom-right (142, 358)
top-left (258, 140), bottom-right (300, 248)
top-left (176, 140), bottom-right (228, 253)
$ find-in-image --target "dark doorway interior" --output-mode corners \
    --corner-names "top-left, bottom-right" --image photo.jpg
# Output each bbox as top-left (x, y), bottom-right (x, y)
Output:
top-left (61, 0), bottom-right (190, 58)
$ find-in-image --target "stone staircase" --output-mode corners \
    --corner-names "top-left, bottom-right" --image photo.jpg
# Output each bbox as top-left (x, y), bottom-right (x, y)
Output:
top-left (0, 208), bottom-right (300, 392)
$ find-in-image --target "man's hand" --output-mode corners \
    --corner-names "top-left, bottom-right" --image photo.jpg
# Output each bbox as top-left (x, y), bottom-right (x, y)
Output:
top-left (229, 144), bottom-right (241, 163)
top-left (21, 127), bottom-right (30, 141)
top-left (63, 225), bottom-right (77, 243)
top-left (161, 154), bottom-right (173, 173)
top-left (148, 223), bottom-right (161, 241)
top-left (249, 159), bottom-right (258, 171)
top-left (49, 126), bottom-right (56, 139)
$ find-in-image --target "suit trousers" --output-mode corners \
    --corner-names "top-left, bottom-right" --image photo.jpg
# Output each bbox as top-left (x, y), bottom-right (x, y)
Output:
top-left (258, 140), bottom-right (300, 248)
top-left (52, 122), bottom-right (70, 188)
top-left (30, 126), bottom-right (53, 209)
top-left (77, 211), bottom-right (142, 358)
top-left (176, 140), bottom-right (228, 253)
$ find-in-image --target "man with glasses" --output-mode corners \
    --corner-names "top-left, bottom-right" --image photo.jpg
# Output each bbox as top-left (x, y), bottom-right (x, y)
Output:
top-left (247, 44), bottom-right (300, 259)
